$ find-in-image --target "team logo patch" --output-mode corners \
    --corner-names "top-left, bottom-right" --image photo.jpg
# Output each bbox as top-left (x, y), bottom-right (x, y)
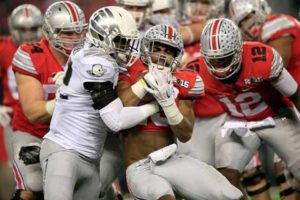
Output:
top-left (244, 77), bottom-right (263, 85)
top-left (87, 64), bottom-right (106, 77)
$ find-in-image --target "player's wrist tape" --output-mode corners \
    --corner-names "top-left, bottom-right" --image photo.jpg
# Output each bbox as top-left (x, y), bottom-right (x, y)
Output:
top-left (131, 79), bottom-right (148, 99)
top-left (162, 102), bottom-right (183, 125)
top-left (45, 99), bottom-right (55, 116)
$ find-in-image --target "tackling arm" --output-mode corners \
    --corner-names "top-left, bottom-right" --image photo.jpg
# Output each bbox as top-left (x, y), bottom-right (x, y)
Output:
top-left (169, 99), bottom-right (194, 142)
top-left (84, 81), bottom-right (159, 132)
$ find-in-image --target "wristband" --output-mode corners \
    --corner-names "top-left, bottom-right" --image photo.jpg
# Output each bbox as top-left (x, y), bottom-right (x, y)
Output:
top-left (162, 102), bottom-right (183, 125)
top-left (131, 78), bottom-right (148, 99)
top-left (45, 99), bottom-right (55, 116)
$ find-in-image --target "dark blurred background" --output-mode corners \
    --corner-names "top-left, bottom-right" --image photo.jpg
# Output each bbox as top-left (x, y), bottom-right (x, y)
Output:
top-left (0, 0), bottom-right (299, 35)
top-left (0, 0), bottom-right (116, 35)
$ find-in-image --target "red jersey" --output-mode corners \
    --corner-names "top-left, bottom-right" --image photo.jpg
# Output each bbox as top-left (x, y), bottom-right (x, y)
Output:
top-left (119, 59), bottom-right (204, 132)
top-left (184, 41), bottom-right (201, 60)
top-left (185, 59), bottom-right (225, 117)
top-left (0, 126), bottom-right (7, 162)
top-left (261, 14), bottom-right (300, 84)
top-left (12, 39), bottom-right (64, 138)
top-left (195, 42), bottom-right (289, 121)
top-left (0, 36), bottom-right (18, 114)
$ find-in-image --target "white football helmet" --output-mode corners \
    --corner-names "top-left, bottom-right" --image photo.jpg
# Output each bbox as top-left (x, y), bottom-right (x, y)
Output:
top-left (86, 6), bottom-right (140, 67)
top-left (201, 18), bottom-right (242, 80)
top-left (8, 4), bottom-right (43, 46)
top-left (230, 0), bottom-right (271, 40)
top-left (141, 24), bottom-right (183, 73)
top-left (117, 0), bottom-right (153, 29)
top-left (184, 0), bottom-right (225, 22)
top-left (152, 0), bottom-right (174, 13)
top-left (42, 1), bottom-right (88, 55)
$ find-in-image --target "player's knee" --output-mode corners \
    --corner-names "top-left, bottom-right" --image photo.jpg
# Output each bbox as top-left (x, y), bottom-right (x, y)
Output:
top-left (23, 170), bottom-right (43, 192)
top-left (276, 173), bottom-right (296, 199)
top-left (241, 166), bottom-right (270, 197)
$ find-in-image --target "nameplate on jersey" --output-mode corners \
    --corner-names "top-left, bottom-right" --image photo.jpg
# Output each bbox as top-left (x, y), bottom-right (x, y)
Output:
top-left (86, 64), bottom-right (106, 77)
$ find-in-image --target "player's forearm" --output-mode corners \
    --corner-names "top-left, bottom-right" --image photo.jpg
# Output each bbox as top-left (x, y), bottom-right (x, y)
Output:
top-left (22, 100), bottom-right (53, 123)
top-left (99, 98), bottom-right (159, 132)
top-left (170, 119), bottom-right (192, 143)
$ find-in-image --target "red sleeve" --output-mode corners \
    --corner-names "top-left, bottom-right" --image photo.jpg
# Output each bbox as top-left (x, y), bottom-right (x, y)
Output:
top-left (174, 69), bottom-right (204, 99)
top-left (12, 44), bottom-right (40, 79)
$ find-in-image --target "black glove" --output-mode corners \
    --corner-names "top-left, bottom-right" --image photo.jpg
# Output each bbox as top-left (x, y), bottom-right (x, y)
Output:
top-left (19, 144), bottom-right (41, 165)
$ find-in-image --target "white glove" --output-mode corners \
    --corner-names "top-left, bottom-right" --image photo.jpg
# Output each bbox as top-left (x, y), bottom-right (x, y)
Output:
top-left (143, 68), bottom-right (175, 107)
top-left (0, 106), bottom-right (13, 127)
top-left (53, 71), bottom-right (65, 86)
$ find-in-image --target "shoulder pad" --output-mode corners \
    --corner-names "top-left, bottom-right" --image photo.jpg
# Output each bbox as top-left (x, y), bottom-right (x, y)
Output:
top-left (269, 48), bottom-right (284, 79)
top-left (184, 58), bottom-right (204, 73)
top-left (173, 69), bottom-right (204, 99)
top-left (12, 45), bottom-right (38, 75)
top-left (262, 15), bottom-right (295, 42)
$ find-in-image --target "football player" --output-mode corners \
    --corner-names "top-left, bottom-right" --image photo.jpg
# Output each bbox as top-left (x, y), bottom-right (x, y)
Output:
top-left (0, 4), bottom-right (43, 200)
top-left (40, 6), bottom-right (160, 200)
top-left (230, 0), bottom-right (300, 198)
top-left (117, 24), bottom-right (243, 200)
top-left (187, 18), bottom-right (300, 200)
top-left (11, 1), bottom-right (87, 199)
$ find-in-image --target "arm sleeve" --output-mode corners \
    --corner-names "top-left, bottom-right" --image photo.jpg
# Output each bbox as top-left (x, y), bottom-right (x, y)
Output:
top-left (99, 98), bottom-right (159, 132)
top-left (271, 68), bottom-right (298, 97)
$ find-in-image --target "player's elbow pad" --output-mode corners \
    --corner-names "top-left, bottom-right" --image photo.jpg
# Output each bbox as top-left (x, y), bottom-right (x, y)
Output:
top-left (84, 82), bottom-right (118, 110)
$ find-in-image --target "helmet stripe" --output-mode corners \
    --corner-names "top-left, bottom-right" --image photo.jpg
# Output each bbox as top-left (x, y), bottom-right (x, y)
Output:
top-left (64, 1), bottom-right (78, 22)
top-left (229, 2), bottom-right (236, 17)
top-left (211, 19), bottom-right (221, 50)
top-left (167, 26), bottom-right (173, 40)
top-left (24, 5), bottom-right (29, 17)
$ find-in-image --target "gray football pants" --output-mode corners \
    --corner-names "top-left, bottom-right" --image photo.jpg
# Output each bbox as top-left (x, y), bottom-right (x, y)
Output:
top-left (40, 139), bottom-right (100, 200)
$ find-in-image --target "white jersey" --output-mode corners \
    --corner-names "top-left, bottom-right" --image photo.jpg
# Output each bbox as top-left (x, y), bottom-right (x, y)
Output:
top-left (44, 43), bottom-right (119, 159)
